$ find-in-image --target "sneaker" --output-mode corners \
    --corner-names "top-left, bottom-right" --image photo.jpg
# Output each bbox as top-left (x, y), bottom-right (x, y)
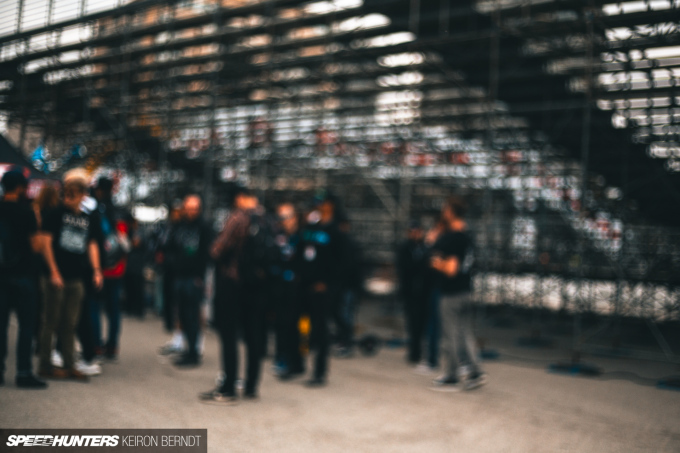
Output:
top-left (51, 350), bottom-right (64, 368)
top-left (173, 354), bottom-right (200, 368)
top-left (305, 377), bottom-right (326, 388)
top-left (38, 367), bottom-right (69, 379)
top-left (414, 363), bottom-right (438, 375)
top-left (104, 347), bottom-right (119, 362)
top-left (464, 372), bottom-right (488, 391)
top-left (198, 389), bottom-right (238, 405)
top-left (158, 343), bottom-right (184, 356)
top-left (430, 375), bottom-right (461, 392)
top-left (68, 368), bottom-right (90, 382)
top-left (16, 374), bottom-right (48, 389)
top-left (75, 360), bottom-right (102, 376)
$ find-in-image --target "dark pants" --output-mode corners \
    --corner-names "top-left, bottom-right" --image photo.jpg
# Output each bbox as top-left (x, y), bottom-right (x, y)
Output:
top-left (404, 289), bottom-right (428, 364)
top-left (76, 283), bottom-right (98, 363)
top-left (440, 292), bottom-right (482, 379)
top-left (275, 282), bottom-right (304, 373)
top-left (426, 287), bottom-right (441, 367)
top-left (308, 290), bottom-right (331, 380)
top-left (175, 277), bottom-right (203, 358)
top-left (125, 272), bottom-right (146, 318)
top-left (331, 289), bottom-right (352, 348)
top-left (215, 277), bottom-right (263, 394)
top-left (92, 278), bottom-right (122, 353)
top-left (162, 270), bottom-right (177, 333)
top-left (0, 275), bottom-right (37, 377)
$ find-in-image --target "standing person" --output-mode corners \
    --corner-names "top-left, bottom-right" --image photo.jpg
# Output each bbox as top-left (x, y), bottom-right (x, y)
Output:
top-left (92, 177), bottom-right (130, 361)
top-left (124, 215), bottom-right (147, 319)
top-left (429, 196), bottom-right (486, 391)
top-left (397, 221), bottom-right (429, 365)
top-left (272, 202), bottom-right (305, 380)
top-left (335, 219), bottom-right (362, 358)
top-left (154, 204), bottom-right (183, 354)
top-left (298, 190), bottom-right (344, 387)
top-left (164, 195), bottom-right (212, 367)
top-left (38, 169), bottom-right (104, 381)
top-left (0, 169), bottom-right (48, 388)
top-left (201, 187), bottom-right (262, 404)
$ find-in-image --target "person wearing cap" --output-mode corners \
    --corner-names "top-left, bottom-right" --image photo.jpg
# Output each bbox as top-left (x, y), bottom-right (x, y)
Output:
top-left (397, 220), bottom-right (430, 366)
top-left (298, 189), bottom-right (345, 387)
top-left (0, 169), bottom-right (48, 388)
top-left (38, 169), bottom-right (104, 381)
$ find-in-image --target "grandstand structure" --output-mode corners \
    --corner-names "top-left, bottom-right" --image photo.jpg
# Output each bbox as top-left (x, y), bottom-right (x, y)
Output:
top-left (0, 0), bottom-right (679, 357)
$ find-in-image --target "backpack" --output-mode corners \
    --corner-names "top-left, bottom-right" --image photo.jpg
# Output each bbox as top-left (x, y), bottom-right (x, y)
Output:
top-left (239, 212), bottom-right (277, 287)
top-left (99, 205), bottom-right (129, 269)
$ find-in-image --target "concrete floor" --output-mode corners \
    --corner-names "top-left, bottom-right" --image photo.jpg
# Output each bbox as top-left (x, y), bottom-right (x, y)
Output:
top-left (2, 307), bottom-right (680, 453)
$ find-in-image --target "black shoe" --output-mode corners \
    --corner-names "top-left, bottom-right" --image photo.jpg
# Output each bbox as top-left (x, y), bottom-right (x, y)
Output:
top-left (199, 388), bottom-right (238, 405)
top-left (173, 354), bottom-right (200, 367)
top-left (305, 377), bottom-right (326, 388)
top-left (16, 374), bottom-right (48, 389)
top-left (243, 389), bottom-right (258, 400)
top-left (464, 372), bottom-right (488, 391)
top-left (430, 375), bottom-right (461, 392)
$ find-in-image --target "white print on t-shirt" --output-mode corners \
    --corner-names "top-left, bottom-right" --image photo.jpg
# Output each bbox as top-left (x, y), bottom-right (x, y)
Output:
top-left (60, 224), bottom-right (88, 254)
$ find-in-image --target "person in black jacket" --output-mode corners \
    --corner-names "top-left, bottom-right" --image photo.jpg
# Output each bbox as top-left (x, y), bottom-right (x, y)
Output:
top-left (164, 195), bottom-right (212, 367)
top-left (299, 190), bottom-right (344, 387)
top-left (397, 221), bottom-right (429, 365)
top-left (272, 202), bottom-right (305, 380)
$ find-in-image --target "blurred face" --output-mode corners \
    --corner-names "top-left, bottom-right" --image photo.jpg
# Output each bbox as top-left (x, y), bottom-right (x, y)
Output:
top-left (183, 196), bottom-right (202, 221)
top-left (319, 200), bottom-right (334, 221)
top-left (63, 185), bottom-right (85, 211)
top-left (408, 228), bottom-right (423, 241)
top-left (277, 204), bottom-right (298, 235)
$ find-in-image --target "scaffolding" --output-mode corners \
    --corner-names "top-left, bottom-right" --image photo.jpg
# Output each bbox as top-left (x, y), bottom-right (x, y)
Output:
top-left (0, 0), bottom-right (679, 360)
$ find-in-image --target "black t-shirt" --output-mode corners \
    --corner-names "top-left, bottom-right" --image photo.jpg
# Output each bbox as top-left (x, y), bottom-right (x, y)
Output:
top-left (431, 230), bottom-right (474, 294)
top-left (43, 205), bottom-right (102, 280)
top-left (299, 221), bottom-right (343, 289)
top-left (165, 219), bottom-right (212, 278)
top-left (0, 200), bottom-right (38, 276)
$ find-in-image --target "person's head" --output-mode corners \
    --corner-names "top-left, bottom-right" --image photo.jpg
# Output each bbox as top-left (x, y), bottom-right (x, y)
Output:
top-left (183, 194), bottom-right (202, 222)
top-left (277, 202), bottom-right (298, 235)
top-left (441, 196), bottom-right (467, 225)
top-left (35, 184), bottom-right (59, 210)
top-left (94, 177), bottom-right (114, 202)
top-left (313, 189), bottom-right (336, 223)
top-left (233, 186), bottom-right (255, 211)
top-left (62, 168), bottom-right (90, 212)
top-left (407, 220), bottom-right (423, 241)
top-left (1, 170), bottom-right (29, 200)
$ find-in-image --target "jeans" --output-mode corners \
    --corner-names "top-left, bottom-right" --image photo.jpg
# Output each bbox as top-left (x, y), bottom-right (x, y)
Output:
top-left (215, 277), bottom-right (263, 394)
top-left (92, 279), bottom-right (122, 352)
top-left (0, 275), bottom-right (37, 377)
top-left (39, 278), bottom-right (84, 371)
top-left (175, 277), bottom-right (203, 358)
top-left (440, 292), bottom-right (482, 379)
top-left (426, 287), bottom-right (441, 367)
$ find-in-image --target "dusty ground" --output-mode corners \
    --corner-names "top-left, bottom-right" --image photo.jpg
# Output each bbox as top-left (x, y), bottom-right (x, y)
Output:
top-left (2, 304), bottom-right (680, 453)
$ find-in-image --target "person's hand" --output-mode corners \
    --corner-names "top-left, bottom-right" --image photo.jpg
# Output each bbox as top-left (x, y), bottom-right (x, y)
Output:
top-left (50, 271), bottom-right (64, 290)
top-left (313, 282), bottom-right (327, 293)
top-left (93, 269), bottom-right (104, 291)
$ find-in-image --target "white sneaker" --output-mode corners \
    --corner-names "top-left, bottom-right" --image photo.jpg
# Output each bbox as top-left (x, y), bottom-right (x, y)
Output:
top-left (51, 350), bottom-right (64, 368)
top-left (75, 360), bottom-right (102, 376)
top-left (414, 363), bottom-right (438, 375)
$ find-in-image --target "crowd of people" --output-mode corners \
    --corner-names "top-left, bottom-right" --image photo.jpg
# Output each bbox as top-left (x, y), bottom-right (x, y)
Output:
top-left (0, 165), bottom-right (486, 400)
